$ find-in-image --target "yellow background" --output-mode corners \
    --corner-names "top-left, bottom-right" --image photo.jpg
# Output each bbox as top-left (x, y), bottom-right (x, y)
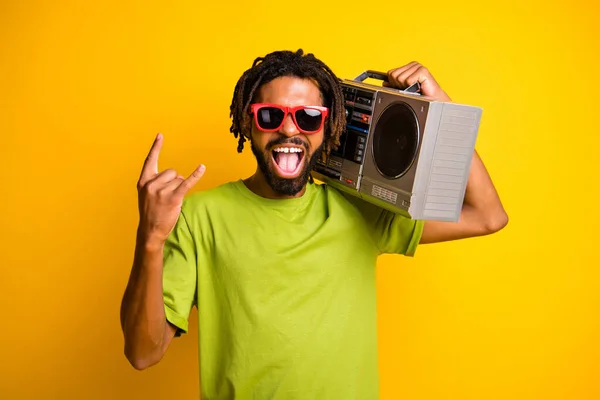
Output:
top-left (1, 0), bottom-right (598, 399)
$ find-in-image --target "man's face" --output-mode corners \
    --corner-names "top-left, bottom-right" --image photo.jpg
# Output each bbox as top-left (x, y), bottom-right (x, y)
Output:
top-left (249, 76), bottom-right (325, 197)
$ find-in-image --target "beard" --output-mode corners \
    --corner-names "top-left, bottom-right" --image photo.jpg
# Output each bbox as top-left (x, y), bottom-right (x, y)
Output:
top-left (251, 136), bottom-right (324, 197)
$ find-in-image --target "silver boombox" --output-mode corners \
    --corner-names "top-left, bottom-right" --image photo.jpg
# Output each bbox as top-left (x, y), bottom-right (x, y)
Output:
top-left (312, 71), bottom-right (482, 222)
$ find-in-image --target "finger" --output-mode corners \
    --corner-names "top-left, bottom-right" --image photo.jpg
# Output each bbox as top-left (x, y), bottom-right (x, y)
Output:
top-left (406, 65), bottom-right (432, 86)
top-left (139, 133), bottom-right (163, 184)
top-left (397, 63), bottom-right (422, 84)
top-left (162, 176), bottom-right (186, 193)
top-left (408, 67), bottom-right (450, 100)
top-left (387, 61), bottom-right (418, 77)
top-left (387, 62), bottom-right (419, 85)
top-left (391, 63), bottom-right (421, 88)
top-left (176, 164), bottom-right (206, 195)
top-left (148, 168), bottom-right (178, 186)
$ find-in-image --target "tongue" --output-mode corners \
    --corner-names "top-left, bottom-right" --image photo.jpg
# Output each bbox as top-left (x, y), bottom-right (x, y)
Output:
top-left (275, 153), bottom-right (300, 173)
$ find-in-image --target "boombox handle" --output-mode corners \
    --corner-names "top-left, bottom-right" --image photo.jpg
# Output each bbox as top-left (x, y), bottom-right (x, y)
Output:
top-left (353, 70), bottom-right (421, 93)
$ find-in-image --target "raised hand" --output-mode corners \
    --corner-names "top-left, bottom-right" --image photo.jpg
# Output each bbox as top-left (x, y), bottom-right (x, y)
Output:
top-left (384, 62), bottom-right (451, 102)
top-left (136, 134), bottom-right (206, 246)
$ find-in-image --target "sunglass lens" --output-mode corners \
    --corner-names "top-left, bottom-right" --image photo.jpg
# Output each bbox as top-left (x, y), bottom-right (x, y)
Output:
top-left (257, 107), bottom-right (284, 130)
top-left (295, 108), bottom-right (323, 132)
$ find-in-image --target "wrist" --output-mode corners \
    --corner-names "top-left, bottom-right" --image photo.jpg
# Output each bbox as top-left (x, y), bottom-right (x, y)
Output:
top-left (436, 90), bottom-right (452, 102)
top-left (136, 228), bottom-right (166, 253)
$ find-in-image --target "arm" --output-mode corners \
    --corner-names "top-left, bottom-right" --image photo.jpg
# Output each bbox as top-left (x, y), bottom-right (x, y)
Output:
top-left (386, 62), bottom-right (507, 244)
top-left (120, 133), bottom-right (205, 370)
top-left (120, 236), bottom-right (177, 370)
top-left (420, 150), bottom-right (507, 244)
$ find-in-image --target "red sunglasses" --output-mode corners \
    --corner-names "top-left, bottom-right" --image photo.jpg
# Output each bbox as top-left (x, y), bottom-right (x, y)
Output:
top-left (250, 103), bottom-right (329, 134)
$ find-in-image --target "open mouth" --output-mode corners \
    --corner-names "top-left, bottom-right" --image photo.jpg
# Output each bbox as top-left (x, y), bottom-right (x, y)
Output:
top-left (271, 146), bottom-right (305, 178)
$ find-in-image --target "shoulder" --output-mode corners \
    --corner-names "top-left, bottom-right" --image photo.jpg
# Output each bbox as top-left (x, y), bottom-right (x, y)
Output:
top-left (313, 182), bottom-right (379, 224)
top-left (314, 181), bottom-right (351, 203)
top-left (175, 181), bottom-right (244, 241)
top-left (321, 183), bottom-right (382, 217)
top-left (181, 180), bottom-right (241, 215)
top-left (309, 181), bottom-right (354, 210)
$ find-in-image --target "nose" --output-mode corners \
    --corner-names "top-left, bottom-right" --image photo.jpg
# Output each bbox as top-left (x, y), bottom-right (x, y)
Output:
top-left (278, 113), bottom-right (299, 137)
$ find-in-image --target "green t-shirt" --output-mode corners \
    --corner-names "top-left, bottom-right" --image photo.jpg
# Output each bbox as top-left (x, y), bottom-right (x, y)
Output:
top-left (162, 179), bottom-right (423, 400)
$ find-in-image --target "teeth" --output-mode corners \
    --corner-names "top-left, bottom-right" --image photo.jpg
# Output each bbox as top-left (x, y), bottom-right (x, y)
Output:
top-left (273, 147), bottom-right (303, 153)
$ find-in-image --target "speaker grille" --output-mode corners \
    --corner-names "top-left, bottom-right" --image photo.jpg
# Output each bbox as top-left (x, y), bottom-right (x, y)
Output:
top-left (372, 102), bottom-right (419, 179)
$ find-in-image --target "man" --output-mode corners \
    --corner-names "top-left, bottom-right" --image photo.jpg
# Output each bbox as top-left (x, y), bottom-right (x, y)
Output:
top-left (120, 49), bottom-right (507, 399)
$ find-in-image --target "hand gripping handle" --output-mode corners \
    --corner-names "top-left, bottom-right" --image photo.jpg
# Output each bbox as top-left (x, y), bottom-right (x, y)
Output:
top-left (353, 70), bottom-right (421, 93)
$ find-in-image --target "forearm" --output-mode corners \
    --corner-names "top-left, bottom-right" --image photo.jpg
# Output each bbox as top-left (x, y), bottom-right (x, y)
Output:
top-left (120, 232), bottom-right (171, 369)
top-left (462, 150), bottom-right (508, 231)
top-left (420, 150), bottom-right (507, 243)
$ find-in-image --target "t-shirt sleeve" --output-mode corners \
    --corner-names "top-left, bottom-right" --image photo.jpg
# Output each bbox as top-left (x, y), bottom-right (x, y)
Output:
top-left (342, 192), bottom-right (424, 256)
top-left (162, 210), bottom-right (197, 336)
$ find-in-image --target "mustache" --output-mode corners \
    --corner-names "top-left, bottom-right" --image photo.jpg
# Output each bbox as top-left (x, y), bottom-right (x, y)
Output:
top-left (266, 137), bottom-right (308, 150)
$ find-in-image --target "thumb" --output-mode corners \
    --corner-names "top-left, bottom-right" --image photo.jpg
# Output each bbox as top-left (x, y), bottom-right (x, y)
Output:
top-left (418, 77), bottom-right (451, 101)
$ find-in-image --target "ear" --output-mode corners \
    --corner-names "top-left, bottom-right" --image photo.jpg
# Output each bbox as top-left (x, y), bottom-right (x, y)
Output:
top-left (242, 113), bottom-right (253, 139)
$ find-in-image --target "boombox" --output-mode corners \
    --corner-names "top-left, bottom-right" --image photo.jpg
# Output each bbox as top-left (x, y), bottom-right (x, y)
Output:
top-left (313, 71), bottom-right (482, 222)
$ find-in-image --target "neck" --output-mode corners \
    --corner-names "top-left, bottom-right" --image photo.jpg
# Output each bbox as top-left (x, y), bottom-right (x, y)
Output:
top-left (243, 168), bottom-right (307, 200)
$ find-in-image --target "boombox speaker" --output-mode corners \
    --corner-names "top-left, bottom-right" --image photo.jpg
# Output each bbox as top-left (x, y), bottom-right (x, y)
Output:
top-left (312, 70), bottom-right (482, 222)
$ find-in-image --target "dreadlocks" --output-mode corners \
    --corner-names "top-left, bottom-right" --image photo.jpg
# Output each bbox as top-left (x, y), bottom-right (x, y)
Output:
top-left (229, 49), bottom-right (346, 154)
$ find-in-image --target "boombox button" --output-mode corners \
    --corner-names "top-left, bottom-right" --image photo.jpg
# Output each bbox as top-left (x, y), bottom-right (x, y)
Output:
top-left (357, 150), bottom-right (364, 156)
top-left (357, 143), bottom-right (365, 150)
top-left (355, 156), bottom-right (363, 162)
top-left (358, 136), bottom-right (366, 144)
